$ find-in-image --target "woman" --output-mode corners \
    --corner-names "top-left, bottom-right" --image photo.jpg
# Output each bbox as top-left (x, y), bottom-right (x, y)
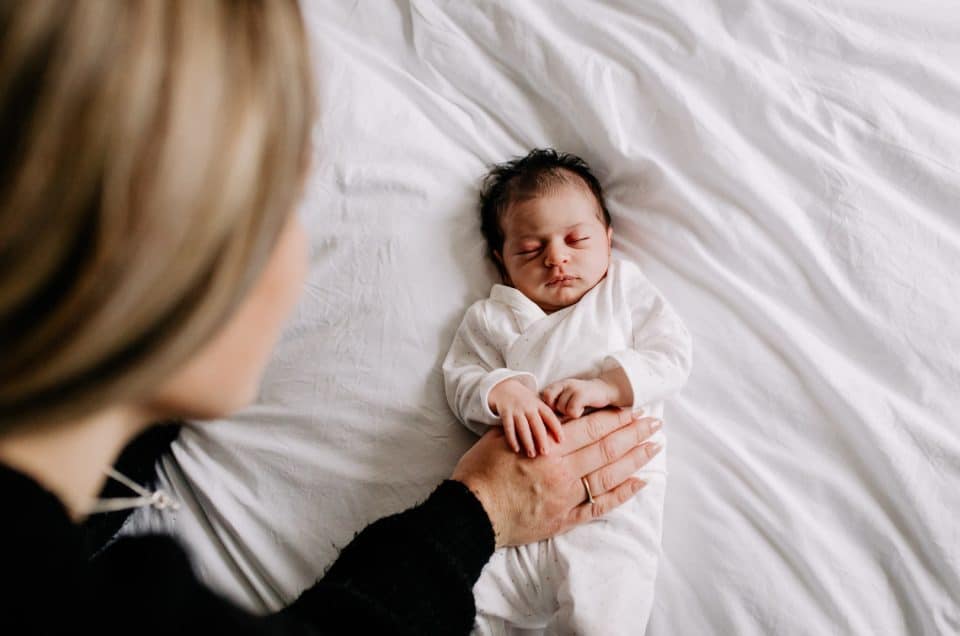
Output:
top-left (0, 3), bottom-right (662, 634)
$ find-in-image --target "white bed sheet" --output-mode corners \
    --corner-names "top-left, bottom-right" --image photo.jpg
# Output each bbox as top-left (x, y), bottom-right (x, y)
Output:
top-left (125, 1), bottom-right (960, 633)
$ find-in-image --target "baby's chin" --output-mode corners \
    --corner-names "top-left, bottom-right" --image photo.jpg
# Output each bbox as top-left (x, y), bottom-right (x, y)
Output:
top-left (534, 269), bottom-right (610, 313)
top-left (534, 284), bottom-right (590, 314)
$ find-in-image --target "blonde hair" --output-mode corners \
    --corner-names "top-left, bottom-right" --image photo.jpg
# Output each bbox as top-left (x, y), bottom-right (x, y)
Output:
top-left (0, 1), bottom-right (314, 429)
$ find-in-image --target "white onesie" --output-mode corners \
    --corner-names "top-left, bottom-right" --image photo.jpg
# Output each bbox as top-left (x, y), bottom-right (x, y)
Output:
top-left (443, 257), bottom-right (692, 636)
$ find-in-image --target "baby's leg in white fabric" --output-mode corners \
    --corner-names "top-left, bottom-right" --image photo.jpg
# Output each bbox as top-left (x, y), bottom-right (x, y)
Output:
top-left (473, 541), bottom-right (557, 635)
top-left (545, 432), bottom-right (668, 636)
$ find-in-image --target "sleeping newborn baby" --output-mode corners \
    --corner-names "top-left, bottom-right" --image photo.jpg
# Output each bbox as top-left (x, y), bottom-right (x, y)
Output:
top-left (443, 149), bottom-right (693, 635)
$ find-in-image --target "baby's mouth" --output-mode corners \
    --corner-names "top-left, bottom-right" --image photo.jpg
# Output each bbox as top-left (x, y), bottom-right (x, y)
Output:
top-left (546, 275), bottom-right (578, 287)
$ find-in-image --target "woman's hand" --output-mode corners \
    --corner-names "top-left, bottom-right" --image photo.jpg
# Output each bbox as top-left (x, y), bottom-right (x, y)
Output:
top-left (451, 408), bottom-right (662, 548)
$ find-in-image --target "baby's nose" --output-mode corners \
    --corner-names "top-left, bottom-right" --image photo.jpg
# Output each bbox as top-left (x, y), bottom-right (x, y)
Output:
top-left (544, 245), bottom-right (570, 267)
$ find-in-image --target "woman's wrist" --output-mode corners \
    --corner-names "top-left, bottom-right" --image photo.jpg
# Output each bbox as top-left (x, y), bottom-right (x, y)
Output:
top-left (451, 474), bottom-right (504, 548)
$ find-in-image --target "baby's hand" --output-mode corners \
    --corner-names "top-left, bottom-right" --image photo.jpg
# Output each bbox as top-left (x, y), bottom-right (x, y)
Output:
top-left (488, 379), bottom-right (564, 457)
top-left (541, 378), bottom-right (616, 419)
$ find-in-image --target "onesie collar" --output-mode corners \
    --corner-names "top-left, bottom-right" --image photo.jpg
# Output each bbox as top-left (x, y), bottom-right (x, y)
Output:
top-left (488, 259), bottom-right (623, 331)
top-left (489, 284), bottom-right (547, 331)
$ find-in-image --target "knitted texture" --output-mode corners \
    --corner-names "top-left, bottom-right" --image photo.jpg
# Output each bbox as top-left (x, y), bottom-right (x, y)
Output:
top-left (0, 463), bottom-right (494, 635)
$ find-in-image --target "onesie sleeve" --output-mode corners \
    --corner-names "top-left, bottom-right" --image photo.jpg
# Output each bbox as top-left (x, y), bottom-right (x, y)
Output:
top-left (442, 302), bottom-right (537, 435)
top-left (602, 266), bottom-right (693, 408)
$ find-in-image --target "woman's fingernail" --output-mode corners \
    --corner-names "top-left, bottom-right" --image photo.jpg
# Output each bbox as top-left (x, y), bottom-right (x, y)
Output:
top-left (633, 479), bottom-right (647, 491)
top-left (651, 419), bottom-right (662, 432)
top-left (632, 408), bottom-right (645, 418)
top-left (646, 441), bottom-right (662, 454)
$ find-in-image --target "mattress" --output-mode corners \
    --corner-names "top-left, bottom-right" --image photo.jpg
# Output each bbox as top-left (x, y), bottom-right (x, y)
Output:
top-left (124, 1), bottom-right (960, 633)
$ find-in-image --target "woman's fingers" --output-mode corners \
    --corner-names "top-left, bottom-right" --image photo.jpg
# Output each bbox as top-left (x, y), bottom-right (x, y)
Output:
top-left (560, 408), bottom-right (647, 455)
top-left (564, 413), bottom-right (661, 478)
top-left (566, 478), bottom-right (648, 527)
top-left (450, 410), bottom-right (661, 548)
top-left (583, 441), bottom-right (661, 498)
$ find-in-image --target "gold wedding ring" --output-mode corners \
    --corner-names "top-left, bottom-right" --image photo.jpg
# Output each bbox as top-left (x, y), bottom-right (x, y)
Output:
top-left (581, 476), bottom-right (595, 505)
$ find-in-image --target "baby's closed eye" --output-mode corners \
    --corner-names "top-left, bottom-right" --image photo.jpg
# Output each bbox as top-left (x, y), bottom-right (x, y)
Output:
top-left (515, 241), bottom-right (541, 255)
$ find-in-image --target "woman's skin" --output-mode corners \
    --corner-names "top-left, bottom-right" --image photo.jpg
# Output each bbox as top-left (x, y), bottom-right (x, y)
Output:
top-left (454, 412), bottom-right (661, 547)
top-left (0, 212), bottom-right (661, 547)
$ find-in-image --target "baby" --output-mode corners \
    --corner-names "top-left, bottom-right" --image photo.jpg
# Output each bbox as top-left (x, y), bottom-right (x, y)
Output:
top-left (443, 149), bottom-right (693, 635)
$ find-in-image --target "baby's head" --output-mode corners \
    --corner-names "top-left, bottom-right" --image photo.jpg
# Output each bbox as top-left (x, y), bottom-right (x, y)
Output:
top-left (480, 148), bottom-right (613, 314)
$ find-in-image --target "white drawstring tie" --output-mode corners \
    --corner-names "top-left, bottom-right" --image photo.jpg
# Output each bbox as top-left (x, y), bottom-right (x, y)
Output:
top-left (88, 467), bottom-right (180, 514)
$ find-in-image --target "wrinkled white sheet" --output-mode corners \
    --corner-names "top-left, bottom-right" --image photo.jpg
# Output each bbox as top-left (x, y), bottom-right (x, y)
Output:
top-left (125, 1), bottom-right (960, 633)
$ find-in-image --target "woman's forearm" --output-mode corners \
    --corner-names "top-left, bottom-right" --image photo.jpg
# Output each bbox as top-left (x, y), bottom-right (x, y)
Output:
top-left (282, 480), bottom-right (495, 634)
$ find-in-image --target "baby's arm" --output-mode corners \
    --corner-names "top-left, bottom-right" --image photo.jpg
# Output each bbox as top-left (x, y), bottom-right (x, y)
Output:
top-left (602, 272), bottom-right (693, 409)
top-left (442, 303), bottom-right (561, 454)
top-left (543, 270), bottom-right (692, 417)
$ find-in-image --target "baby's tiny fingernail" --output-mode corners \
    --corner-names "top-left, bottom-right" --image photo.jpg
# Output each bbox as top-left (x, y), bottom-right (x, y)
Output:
top-left (528, 450), bottom-right (535, 458)
top-left (541, 447), bottom-right (550, 455)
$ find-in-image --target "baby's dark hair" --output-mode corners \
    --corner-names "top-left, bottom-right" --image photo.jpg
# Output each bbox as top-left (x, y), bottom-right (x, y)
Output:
top-left (479, 148), bottom-right (612, 279)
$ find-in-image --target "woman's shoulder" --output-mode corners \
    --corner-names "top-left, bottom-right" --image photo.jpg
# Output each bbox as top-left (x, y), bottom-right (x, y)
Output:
top-left (2, 461), bottom-right (267, 631)
top-left (0, 462), bottom-right (212, 633)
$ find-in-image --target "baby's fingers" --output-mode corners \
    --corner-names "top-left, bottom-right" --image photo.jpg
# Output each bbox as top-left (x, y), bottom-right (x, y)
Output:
top-left (539, 404), bottom-right (564, 443)
top-left (529, 415), bottom-right (551, 456)
top-left (515, 414), bottom-right (537, 458)
top-left (502, 412), bottom-right (520, 453)
top-left (540, 384), bottom-right (561, 410)
top-left (567, 393), bottom-right (586, 419)
top-left (556, 388), bottom-right (575, 416)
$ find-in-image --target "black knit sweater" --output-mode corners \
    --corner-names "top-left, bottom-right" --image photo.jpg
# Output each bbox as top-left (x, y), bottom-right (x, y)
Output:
top-left (0, 462), bottom-right (495, 635)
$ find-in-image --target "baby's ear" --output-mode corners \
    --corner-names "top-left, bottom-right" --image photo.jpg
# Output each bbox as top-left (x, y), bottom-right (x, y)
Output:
top-left (606, 226), bottom-right (613, 246)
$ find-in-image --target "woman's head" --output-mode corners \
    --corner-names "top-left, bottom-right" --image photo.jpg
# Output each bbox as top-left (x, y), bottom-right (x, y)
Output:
top-left (0, 1), bottom-right (314, 430)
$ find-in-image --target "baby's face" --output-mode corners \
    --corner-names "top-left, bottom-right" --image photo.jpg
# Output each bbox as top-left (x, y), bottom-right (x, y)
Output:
top-left (497, 182), bottom-right (612, 313)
